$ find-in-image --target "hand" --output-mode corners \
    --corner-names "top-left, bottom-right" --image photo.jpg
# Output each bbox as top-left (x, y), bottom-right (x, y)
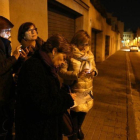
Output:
top-left (19, 47), bottom-right (29, 60)
top-left (13, 45), bottom-right (21, 60)
top-left (91, 71), bottom-right (95, 76)
top-left (78, 69), bottom-right (90, 78)
top-left (86, 70), bottom-right (95, 78)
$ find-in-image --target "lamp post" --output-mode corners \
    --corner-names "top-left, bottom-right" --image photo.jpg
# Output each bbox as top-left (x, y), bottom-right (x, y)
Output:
top-left (128, 39), bottom-right (130, 47)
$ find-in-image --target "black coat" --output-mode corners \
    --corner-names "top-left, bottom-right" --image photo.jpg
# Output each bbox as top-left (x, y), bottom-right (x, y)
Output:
top-left (15, 51), bottom-right (74, 140)
top-left (0, 37), bottom-right (16, 135)
top-left (13, 37), bottom-right (44, 74)
top-left (0, 37), bottom-right (16, 107)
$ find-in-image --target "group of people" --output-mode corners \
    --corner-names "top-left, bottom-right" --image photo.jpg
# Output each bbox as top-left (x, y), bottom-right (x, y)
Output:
top-left (0, 16), bottom-right (98, 140)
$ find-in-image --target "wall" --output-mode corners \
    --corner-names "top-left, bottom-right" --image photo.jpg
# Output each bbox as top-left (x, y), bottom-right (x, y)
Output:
top-left (81, 0), bottom-right (90, 6)
top-left (89, 3), bottom-right (103, 31)
top-left (118, 21), bottom-right (124, 48)
top-left (89, 3), bottom-right (110, 62)
top-left (9, 0), bottom-right (48, 50)
top-left (0, 0), bottom-right (123, 62)
top-left (0, 0), bottom-right (10, 19)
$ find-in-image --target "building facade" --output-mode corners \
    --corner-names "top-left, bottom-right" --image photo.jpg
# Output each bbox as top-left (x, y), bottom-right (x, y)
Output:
top-left (0, 0), bottom-right (124, 62)
top-left (136, 28), bottom-right (140, 46)
top-left (123, 32), bottom-right (134, 46)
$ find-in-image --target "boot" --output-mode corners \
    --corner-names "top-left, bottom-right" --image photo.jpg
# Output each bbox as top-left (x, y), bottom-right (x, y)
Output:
top-left (68, 133), bottom-right (78, 140)
top-left (77, 129), bottom-right (84, 140)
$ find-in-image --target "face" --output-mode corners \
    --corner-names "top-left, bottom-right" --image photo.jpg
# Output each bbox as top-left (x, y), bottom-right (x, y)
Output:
top-left (78, 42), bottom-right (89, 53)
top-left (24, 25), bottom-right (38, 41)
top-left (0, 28), bottom-right (11, 39)
top-left (52, 53), bottom-right (66, 68)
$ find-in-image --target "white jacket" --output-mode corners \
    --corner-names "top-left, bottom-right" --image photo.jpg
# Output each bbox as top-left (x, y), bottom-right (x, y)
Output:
top-left (59, 46), bottom-right (98, 112)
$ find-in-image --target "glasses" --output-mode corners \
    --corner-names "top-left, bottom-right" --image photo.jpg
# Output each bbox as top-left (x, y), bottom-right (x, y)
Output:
top-left (81, 43), bottom-right (89, 47)
top-left (26, 28), bottom-right (37, 34)
top-left (1, 29), bottom-right (11, 33)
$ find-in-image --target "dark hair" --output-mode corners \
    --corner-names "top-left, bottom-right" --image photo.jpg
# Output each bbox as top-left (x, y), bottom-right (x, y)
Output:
top-left (0, 16), bottom-right (14, 31)
top-left (42, 34), bottom-right (71, 54)
top-left (18, 22), bottom-right (36, 43)
top-left (71, 30), bottom-right (90, 46)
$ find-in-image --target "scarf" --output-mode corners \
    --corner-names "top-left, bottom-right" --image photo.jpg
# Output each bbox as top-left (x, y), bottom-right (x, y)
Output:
top-left (0, 37), bottom-right (11, 57)
top-left (72, 46), bottom-right (94, 72)
top-left (39, 49), bottom-right (58, 78)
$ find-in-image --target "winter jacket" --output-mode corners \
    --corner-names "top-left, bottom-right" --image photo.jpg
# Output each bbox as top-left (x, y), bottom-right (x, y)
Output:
top-left (13, 37), bottom-right (44, 73)
top-left (59, 46), bottom-right (98, 112)
top-left (0, 37), bottom-right (16, 135)
top-left (15, 50), bottom-right (74, 140)
top-left (0, 37), bottom-right (16, 107)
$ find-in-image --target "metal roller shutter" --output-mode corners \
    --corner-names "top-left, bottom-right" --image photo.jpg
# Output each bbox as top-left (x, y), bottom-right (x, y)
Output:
top-left (48, 6), bottom-right (75, 42)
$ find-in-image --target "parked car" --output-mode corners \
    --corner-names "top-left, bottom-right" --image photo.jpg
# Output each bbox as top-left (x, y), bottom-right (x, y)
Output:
top-left (130, 46), bottom-right (139, 52)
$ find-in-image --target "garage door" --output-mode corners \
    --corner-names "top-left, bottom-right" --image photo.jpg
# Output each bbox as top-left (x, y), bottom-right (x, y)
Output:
top-left (48, 6), bottom-right (75, 42)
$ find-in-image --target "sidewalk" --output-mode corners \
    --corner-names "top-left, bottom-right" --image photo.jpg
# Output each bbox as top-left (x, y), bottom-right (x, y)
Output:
top-left (64, 50), bottom-right (133, 140)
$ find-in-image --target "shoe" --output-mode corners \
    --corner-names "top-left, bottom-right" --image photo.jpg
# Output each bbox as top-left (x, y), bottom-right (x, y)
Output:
top-left (68, 133), bottom-right (78, 140)
top-left (77, 129), bottom-right (84, 139)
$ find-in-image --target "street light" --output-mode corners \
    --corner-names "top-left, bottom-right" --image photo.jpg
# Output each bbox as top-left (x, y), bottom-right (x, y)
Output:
top-left (135, 37), bottom-right (138, 46)
top-left (128, 39), bottom-right (130, 46)
top-left (138, 37), bottom-right (140, 46)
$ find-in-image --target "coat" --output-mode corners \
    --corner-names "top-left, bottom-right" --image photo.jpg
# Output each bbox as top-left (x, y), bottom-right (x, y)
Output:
top-left (59, 46), bottom-right (98, 112)
top-left (15, 50), bottom-right (74, 140)
top-left (0, 37), bottom-right (16, 135)
top-left (0, 37), bottom-right (16, 107)
top-left (13, 37), bottom-right (44, 73)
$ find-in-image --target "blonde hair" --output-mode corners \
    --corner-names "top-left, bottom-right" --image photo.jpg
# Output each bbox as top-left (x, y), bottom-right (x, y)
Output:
top-left (71, 30), bottom-right (90, 47)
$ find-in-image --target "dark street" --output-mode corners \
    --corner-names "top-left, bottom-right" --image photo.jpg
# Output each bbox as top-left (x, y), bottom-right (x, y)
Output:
top-left (64, 48), bottom-right (140, 140)
top-left (1, 0), bottom-right (140, 140)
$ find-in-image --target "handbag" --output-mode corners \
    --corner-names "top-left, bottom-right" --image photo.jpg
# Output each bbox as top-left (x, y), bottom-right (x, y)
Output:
top-left (62, 110), bottom-right (74, 136)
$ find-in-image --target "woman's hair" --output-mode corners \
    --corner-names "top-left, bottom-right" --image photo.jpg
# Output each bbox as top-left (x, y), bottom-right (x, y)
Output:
top-left (71, 30), bottom-right (90, 46)
top-left (42, 34), bottom-right (71, 54)
top-left (18, 22), bottom-right (37, 43)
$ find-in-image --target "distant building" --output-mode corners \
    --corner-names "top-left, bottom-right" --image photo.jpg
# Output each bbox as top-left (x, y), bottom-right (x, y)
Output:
top-left (136, 28), bottom-right (140, 36)
top-left (123, 32), bottom-right (134, 46)
top-left (136, 28), bottom-right (140, 46)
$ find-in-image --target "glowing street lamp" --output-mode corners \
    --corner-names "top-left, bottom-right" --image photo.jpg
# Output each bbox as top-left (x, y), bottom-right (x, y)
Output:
top-left (127, 39), bottom-right (130, 47)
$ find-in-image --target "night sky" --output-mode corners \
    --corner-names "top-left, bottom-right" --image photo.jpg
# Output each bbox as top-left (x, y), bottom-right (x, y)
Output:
top-left (99, 0), bottom-right (140, 32)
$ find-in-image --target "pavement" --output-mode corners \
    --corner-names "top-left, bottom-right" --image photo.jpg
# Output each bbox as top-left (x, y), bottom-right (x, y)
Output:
top-left (64, 49), bottom-right (139, 140)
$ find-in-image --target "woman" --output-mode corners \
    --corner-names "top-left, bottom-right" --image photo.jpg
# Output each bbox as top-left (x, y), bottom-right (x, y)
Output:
top-left (0, 16), bottom-right (21, 140)
top-left (18, 22), bottom-right (44, 59)
top-left (59, 30), bottom-right (98, 140)
top-left (15, 34), bottom-right (74, 140)
top-left (14, 22), bottom-right (44, 82)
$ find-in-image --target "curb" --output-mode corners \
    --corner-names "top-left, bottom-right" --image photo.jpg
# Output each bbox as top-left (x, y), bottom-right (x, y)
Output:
top-left (126, 52), bottom-right (139, 140)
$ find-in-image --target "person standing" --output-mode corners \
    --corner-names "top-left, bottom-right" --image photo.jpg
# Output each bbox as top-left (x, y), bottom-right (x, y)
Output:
top-left (17, 22), bottom-right (44, 59)
top-left (14, 22), bottom-right (44, 82)
top-left (59, 30), bottom-right (98, 140)
top-left (0, 16), bottom-right (20, 140)
top-left (15, 34), bottom-right (75, 140)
